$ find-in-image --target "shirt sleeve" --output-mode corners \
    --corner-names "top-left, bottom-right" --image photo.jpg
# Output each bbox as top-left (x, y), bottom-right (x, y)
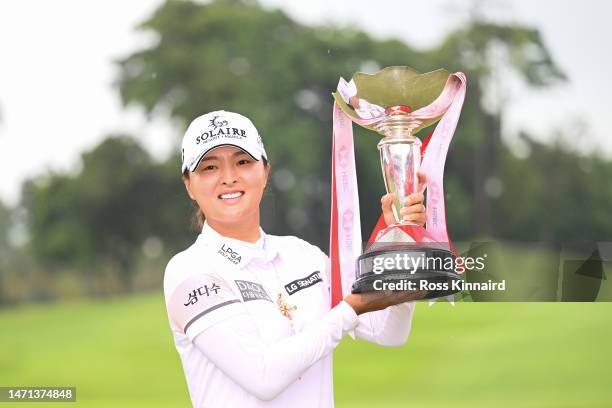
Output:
top-left (192, 300), bottom-right (358, 401)
top-left (352, 301), bottom-right (416, 346)
top-left (167, 273), bottom-right (246, 341)
top-left (318, 249), bottom-right (416, 347)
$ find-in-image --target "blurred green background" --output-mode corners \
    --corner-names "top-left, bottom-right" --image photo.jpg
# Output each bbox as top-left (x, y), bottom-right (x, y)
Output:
top-left (1, 0), bottom-right (611, 406)
top-left (1, 293), bottom-right (610, 407)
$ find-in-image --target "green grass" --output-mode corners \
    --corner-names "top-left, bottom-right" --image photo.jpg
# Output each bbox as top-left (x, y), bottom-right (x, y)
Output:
top-left (1, 294), bottom-right (611, 407)
top-left (0, 294), bottom-right (189, 408)
top-left (334, 302), bottom-right (612, 407)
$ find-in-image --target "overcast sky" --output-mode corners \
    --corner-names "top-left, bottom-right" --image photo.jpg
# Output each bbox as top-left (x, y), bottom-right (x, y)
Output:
top-left (0, 0), bottom-right (610, 206)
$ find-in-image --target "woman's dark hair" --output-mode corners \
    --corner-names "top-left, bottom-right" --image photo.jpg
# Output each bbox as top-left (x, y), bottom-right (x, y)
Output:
top-left (182, 157), bottom-right (270, 231)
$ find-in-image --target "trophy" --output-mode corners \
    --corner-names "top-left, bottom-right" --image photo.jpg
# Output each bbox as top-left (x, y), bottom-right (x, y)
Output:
top-left (329, 66), bottom-right (467, 301)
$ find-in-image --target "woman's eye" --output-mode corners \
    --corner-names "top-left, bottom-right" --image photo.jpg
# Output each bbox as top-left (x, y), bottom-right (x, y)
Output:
top-left (238, 159), bottom-right (251, 165)
top-left (201, 165), bottom-right (216, 171)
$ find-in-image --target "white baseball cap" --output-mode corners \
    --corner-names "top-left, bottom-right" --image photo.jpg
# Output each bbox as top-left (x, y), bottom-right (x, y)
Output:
top-left (181, 110), bottom-right (268, 173)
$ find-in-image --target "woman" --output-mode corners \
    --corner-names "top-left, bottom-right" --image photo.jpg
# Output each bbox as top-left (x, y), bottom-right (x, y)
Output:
top-left (164, 110), bottom-right (427, 407)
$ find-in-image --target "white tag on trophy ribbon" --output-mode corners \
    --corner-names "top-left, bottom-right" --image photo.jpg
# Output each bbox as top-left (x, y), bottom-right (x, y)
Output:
top-left (329, 72), bottom-right (467, 306)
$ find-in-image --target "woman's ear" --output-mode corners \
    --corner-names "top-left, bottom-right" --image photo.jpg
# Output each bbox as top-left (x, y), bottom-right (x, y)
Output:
top-left (182, 175), bottom-right (196, 201)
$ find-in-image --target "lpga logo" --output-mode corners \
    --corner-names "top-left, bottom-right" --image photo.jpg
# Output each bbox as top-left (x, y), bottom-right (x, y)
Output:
top-left (218, 244), bottom-right (242, 264)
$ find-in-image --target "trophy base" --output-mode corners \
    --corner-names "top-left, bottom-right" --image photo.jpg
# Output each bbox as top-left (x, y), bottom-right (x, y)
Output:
top-left (352, 224), bottom-right (462, 300)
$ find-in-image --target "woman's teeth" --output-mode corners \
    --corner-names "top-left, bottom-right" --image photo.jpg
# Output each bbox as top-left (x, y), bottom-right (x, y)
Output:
top-left (219, 192), bottom-right (244, 199)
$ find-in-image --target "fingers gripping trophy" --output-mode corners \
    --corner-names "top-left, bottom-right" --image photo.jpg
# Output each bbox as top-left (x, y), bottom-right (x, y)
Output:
top-left (329, 66), bottom-right (467, 303)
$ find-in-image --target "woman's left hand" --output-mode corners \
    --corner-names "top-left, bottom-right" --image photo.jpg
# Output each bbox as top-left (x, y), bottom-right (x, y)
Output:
top-left (381, 171), bottom-right (427, 227)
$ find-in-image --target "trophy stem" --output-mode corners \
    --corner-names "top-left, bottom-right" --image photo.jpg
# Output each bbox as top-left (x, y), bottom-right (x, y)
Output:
top-left (376, 107), bottom-right (422, 225)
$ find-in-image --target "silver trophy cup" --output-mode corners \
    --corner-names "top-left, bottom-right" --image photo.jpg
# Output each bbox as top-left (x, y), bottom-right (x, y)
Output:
top-left (351, 105), bottom-right (461, 298)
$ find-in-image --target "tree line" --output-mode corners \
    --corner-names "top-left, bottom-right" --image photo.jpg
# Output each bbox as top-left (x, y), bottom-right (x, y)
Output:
top-left (1, 0), bottom-right (610, 305)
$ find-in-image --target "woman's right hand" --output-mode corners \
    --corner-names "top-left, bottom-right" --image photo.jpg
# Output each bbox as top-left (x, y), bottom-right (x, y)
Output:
top-left (343, 289), bottom-right (427, 315)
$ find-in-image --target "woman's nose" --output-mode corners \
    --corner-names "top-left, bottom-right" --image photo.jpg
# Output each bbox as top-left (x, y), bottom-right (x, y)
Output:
top-left (221, 165), bottom-right (238, 185)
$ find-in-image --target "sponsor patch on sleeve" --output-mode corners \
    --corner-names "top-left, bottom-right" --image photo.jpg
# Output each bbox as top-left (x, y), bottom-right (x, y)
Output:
top-left (284, 271), bottom-right (322, 295)
top-left (169, 274), bottom-right (241, 334)
top-left (234, 280), bottom-right (272, 302)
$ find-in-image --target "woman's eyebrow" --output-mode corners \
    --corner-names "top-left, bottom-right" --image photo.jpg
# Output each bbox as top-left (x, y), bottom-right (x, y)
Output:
top-left (201, 151), bottom-right (248, 162)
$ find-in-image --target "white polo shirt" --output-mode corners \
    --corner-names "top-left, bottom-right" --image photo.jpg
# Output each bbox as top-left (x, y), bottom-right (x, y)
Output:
top-left (163, 222), bottom-right (415, 408)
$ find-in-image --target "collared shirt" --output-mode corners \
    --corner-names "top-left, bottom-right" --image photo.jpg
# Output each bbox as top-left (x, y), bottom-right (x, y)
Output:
top-left (164, 222), bottom-right (415, 408)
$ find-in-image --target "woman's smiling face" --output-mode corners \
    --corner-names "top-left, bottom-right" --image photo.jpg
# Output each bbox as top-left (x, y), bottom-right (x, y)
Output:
top-left (183, 145), bottom-right (269, 227)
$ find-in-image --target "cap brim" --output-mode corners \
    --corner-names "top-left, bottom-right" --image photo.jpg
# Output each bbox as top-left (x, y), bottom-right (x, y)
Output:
top-left (188, 143), bottom-right (261, 172)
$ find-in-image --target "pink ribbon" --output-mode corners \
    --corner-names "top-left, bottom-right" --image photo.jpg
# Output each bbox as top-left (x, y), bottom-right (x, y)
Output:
top-left (329, 72), bottom-right (467, 306)
top-left (329, 104), bottom-right (363, 304)
top-left (415, 72), bottom-right (467, 243)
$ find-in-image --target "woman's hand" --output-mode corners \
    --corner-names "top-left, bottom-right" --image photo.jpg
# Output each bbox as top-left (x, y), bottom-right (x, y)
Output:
top-left (344, 290), bottom-right (427, 315)
top-left (381, 171), bottom-right (427, 227)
